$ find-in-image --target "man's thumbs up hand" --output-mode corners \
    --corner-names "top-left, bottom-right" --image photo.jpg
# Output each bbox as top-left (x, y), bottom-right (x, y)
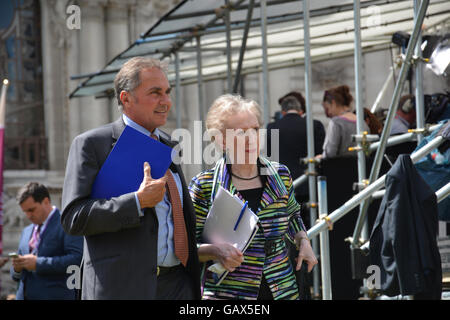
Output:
top-left (137, 162), bottom-right (167, 209)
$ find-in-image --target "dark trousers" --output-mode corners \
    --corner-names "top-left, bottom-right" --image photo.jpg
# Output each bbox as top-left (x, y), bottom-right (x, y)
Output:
top-left (156, 266), bottom-right (195, 300)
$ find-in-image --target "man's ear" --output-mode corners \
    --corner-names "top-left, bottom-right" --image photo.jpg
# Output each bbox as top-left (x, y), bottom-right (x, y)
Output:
top-left (120, 90), bottom-right (131, 109)
top-left (41, 197), bottom-right (50, 206)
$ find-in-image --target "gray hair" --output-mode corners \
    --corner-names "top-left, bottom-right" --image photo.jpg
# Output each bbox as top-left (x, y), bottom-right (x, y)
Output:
top-left (281, 96), bottom-right (301, 112)
top-left (114, 57), bottom-right (169, 110)
top-left (206, 94), bottom-right (263, 133)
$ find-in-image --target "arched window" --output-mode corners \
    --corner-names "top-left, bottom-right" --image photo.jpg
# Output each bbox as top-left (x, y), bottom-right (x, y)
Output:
top-left (0, 0), bottom-right (47, 169)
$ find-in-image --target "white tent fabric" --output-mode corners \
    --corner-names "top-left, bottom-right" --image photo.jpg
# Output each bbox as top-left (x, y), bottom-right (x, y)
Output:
top-left (69, 0), bottom-right (450, 98)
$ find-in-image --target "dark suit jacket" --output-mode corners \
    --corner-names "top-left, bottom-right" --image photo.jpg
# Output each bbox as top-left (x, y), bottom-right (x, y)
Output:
top-left (267, 113), bottom-right (325, 197)
top-left (11, 209), bottom-right (83, 300)
top-left (61, 118), bottom-right (201, 300)
top-left (369, 155), bottom-right (442, 299)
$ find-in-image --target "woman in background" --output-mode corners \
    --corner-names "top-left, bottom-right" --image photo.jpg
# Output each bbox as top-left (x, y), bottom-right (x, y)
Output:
top-left (321, 85), bottom-right (369, 158)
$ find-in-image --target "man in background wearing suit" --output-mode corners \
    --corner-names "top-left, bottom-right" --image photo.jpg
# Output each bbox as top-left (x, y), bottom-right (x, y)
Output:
top-left (267, 91), bottom-right (325, 205)
top-left (61, 57), bottom-right (201, 300)
top-left (266, 92), bottom-right (325, 300)
top-left (11, 182), bottom-right (83, 300)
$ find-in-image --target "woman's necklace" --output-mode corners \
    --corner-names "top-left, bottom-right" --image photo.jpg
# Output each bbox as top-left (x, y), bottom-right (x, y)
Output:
top-left (231, 171), bottom-right (259, 180)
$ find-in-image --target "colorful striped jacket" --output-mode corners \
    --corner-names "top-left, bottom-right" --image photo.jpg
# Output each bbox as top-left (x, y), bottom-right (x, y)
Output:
top-left (189, 156), bottom-right (307, 300)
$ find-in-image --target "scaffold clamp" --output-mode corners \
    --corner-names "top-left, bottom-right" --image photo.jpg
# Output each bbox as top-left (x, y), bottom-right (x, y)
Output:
top-left (317, 214), bottom-right (333, 231)
top-left (301, 157), bottom-right (320, 165)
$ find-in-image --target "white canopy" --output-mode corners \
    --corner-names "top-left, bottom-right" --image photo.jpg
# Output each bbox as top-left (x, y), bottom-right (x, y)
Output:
top-left (69, 0), bottom-right (450, 98)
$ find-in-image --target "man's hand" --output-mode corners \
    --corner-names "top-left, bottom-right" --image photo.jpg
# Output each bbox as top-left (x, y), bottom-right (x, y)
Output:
top-left (12, 254), bottom-right (37, 272)
top-left (136, 162), bottom-right (167, 209)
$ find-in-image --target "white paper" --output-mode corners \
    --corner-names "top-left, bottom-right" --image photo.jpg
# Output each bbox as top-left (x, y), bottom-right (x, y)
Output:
top-left (202, 186), bottom-right (259, 285)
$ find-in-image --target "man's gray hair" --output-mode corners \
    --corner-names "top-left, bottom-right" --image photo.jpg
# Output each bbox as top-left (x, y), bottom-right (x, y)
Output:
top-left (114, 57), bottom-right (169, 110)
top-left (280, 96), bottom-right (301, 112)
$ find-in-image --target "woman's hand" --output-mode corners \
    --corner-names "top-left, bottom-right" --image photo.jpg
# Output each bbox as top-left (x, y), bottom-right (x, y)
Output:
top-left (295, 233), bottom-right (318, 272)
top-left (215, 243), bottom-right (244, 272)
top-left (198, 243), bottom-right (244, 272)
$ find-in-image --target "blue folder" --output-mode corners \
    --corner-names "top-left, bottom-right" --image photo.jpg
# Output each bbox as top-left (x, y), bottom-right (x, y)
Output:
top-left (91, 125), bottom-right (173, 199)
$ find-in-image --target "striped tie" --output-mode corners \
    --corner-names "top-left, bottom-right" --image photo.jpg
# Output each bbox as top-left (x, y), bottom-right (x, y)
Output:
top-left (28, 224), bottom-right (42, 253)
top-left (151, 133), bottom-right (189, 266)
top-left (165, 170), bottom-right (189, 267)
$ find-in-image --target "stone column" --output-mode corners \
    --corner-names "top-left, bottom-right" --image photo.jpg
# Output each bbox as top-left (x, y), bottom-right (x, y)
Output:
top-left (106, 0), bottom-right (131, 121)
top-left (66, 2), bottom-right (82, 149)
top-left (40, 0), bottom-right (71, 171)
top-left (77, 0), bottom-right (109, 133)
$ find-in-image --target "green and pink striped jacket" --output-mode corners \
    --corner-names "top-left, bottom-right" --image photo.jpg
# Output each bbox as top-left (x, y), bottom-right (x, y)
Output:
top-left (189, 156), bottom-right (306, 300)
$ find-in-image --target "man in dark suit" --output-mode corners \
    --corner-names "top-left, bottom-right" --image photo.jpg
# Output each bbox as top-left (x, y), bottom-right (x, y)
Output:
top-left (11, 182), bottom-right (83, 300)
top-left (267, 91), bottom-right (325, 204)
top-left (61, 57), bottom-right (201, 300)
top-left (266, 92), bottom-right (325, 300)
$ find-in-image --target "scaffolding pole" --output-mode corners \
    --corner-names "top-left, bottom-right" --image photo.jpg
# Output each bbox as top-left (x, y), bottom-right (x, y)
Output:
top-left (308, 133), bottom-right (445, 241)
top-left (232, 0), bottom-right (255, 93)
top-left (302, 0), bottom-right (320, 299)
top-left (352, 0), bottom-right (369, 248)
top-left (351, 0), bottom-right (429, 248)
top-left (414, 0), bottom-right (425, 144)
top-left (437, 182), bottom-right (450, 203)
top-left (317, 176), bottom-right (332, 300)
top-left (225, 0), bottom-right (233, 93)
top-left (260, 0), bottom-right (270, 126)
top-left (196, 34), bottom-right (205, 170)
top-left (175, 51), bottom-right (182, 129)
top-left (369, 123), bottom-right (441, 152)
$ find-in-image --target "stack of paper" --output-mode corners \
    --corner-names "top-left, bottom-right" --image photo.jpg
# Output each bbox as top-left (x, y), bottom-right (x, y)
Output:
top-left (202, 186), bottom-right (259, 285)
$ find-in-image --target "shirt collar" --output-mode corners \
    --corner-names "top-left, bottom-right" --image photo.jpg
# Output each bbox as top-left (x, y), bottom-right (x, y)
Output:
top-left (122, 114), bottom-right (161, 139)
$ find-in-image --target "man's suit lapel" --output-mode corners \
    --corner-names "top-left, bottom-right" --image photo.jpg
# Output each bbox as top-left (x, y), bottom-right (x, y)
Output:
top-left (111, 117), bottom-right (126, 148)
top-left (37, 209), bottom-right (59, 250)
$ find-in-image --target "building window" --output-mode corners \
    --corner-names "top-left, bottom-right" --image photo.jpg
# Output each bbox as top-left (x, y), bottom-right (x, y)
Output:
top-left (0, 0), bottom-right (47, 170)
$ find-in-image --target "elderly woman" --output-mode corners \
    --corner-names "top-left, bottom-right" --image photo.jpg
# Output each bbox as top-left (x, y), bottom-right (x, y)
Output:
top-left (189, 94), bottom-right (317, 300)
